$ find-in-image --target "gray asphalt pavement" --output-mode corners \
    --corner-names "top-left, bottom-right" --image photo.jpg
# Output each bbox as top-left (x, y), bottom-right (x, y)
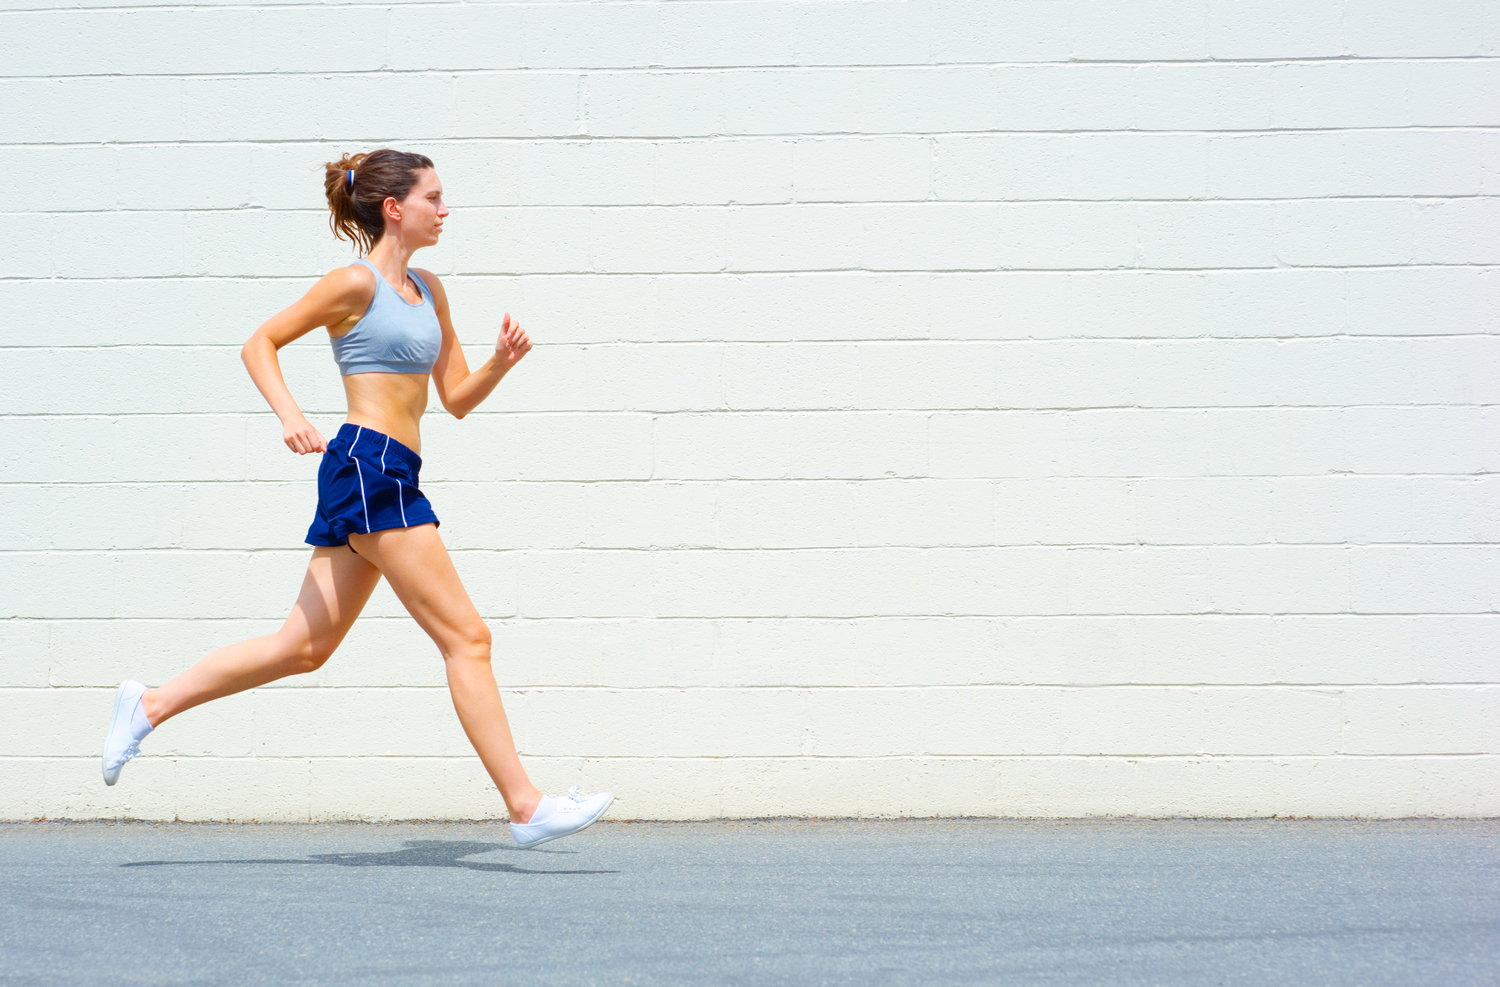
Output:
top-left (1, 818), bottom-right (1496, 986)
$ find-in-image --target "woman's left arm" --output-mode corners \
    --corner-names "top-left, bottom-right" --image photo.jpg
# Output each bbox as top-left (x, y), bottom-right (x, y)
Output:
top-left (424, 270), bottom-right (533, 420)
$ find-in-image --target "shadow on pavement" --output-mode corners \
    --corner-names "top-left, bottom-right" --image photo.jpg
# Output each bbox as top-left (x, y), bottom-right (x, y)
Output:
top-left (121, 839), bottom-right (616, 875)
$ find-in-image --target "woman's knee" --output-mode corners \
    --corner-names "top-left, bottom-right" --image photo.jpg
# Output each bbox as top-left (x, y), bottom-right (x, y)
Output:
top-left (280, 632), bottom-right (339, 675)
top-left (442, 620), bottom-right (491, 664)
top-left (305, 638), bottom-right (341, 673)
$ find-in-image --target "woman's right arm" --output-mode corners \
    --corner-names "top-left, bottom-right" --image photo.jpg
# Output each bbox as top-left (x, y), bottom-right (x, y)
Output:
top-left (241, 266), bottom-right (372, 455)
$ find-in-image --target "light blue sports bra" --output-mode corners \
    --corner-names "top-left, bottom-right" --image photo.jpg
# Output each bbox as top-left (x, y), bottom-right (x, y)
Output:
top-left (330, 259), bottom-right (442, 375)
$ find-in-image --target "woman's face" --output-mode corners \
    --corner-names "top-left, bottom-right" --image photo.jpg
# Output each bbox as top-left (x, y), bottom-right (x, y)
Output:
top-left (392, 168), bottom-right (447, 245)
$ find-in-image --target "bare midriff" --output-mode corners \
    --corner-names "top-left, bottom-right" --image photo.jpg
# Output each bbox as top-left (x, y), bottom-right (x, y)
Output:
top-left (342, 372), bottom-right (429, 453)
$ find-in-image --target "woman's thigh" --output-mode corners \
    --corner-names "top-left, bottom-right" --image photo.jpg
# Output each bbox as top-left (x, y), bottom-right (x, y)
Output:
top-left (345, 524), bottom-right (486, 654)
top-left (282, 545), bottom-right (384, 654)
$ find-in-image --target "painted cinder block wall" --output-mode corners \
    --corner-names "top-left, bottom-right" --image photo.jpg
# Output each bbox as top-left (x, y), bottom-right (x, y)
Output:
top-left (1, 0), bottom-right (1497, 821)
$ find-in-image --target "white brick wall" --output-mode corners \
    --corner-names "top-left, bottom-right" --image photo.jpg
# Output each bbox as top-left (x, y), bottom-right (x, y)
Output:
top-left (2, 0), bottom-right (1496, 820)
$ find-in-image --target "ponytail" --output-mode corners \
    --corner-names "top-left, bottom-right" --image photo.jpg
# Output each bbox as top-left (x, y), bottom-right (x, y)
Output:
top-left (324, 149), bottom-right (435, 255)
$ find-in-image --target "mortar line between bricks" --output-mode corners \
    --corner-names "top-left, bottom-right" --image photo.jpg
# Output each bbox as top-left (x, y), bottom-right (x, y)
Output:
top-left (10, 193), bottom-right (1500, 216)
top-left (14, 200), bottom-right (1500, 218)
top-left (9, 683), bottom-right (1498, 691)
top-left (7, 332), bottom-right (1500, 349)
top-left (14, 606), bottom-right (1500, 615)
top-left (6, 263), bottom-right (1500, 281)
top-left (8, 542), bottom-right (1500, 554)
top-left (5, 54), bottom-right (1500, 77)
top-left (6, 126), bottom-right (1500, 148)
top-left (10, 539), bottom-right (1500, 551)
top-left (3, 341), bottom-right (1494, 349)
top-left (11, 612), bottom-right (1500, 619)
top-left (6, 407), bottom-right (1499, 416)
top-left (18, 265), bottom-right (1450, 276)
top-left (5, 753), bottom-right (1495, 762)
top-left (4, 266), bottom-right (1500, 280)
top-left (8, 403), bottom-right (1500, 418)
top-left (5, 336), bottom-right (1498, 346)
top-left (3, 473), bottom-right (1495, 485)
top-left (16, 614), bottom-right (1498, 623)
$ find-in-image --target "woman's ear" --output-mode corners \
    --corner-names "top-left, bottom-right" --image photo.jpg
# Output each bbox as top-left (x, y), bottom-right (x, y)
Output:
top-left (383, 196), bottom-right (401, 223)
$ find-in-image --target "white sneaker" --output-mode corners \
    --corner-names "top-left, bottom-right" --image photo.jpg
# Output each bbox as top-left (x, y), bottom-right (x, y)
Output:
top-left (101, 680), bottom-right (150, 786)
top-left (510, 787), bottom-right (614, 848)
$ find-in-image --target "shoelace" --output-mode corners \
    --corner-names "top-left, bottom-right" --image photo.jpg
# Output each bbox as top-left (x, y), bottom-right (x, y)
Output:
top-left (107, 740), bottom-right (143, 770)
top-left (514, 787), bottom-right (592, 827)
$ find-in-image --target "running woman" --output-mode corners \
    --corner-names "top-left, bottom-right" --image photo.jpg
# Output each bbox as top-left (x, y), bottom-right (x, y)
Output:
top-left (100, 149), bottom-right (612, 848)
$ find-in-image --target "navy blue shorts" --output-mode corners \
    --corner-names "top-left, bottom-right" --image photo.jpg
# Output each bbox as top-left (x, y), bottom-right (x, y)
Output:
top-left (306, 423), bottom-right (439, 548)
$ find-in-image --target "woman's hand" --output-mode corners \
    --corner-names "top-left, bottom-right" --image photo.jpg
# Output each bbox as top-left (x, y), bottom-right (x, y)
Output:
top-left (283, 417), bottom-right (327, 455)
top-left (495, 312), bottom-right (532, 368)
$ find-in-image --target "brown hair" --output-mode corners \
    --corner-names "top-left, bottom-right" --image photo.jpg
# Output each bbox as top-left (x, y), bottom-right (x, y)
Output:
top-left (324, 149), bottom-right (435, 255)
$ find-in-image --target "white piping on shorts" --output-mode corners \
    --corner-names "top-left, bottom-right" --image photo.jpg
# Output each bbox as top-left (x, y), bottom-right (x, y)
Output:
top-left (353, 426), bottom-right (370, 533)
top-left (382, 435), bottom-right (408, 527)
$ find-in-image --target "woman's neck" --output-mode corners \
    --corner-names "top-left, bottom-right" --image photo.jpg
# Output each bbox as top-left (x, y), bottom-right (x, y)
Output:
top-left (364, 237), bottom-right (418, 282)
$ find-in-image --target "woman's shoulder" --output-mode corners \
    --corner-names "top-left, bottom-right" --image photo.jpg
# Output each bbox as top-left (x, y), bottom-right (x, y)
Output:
top-left (289, 264), bottom-right (378, 333)
top-left (315, 262), bottom-right (379, 305)
top-left (410, 267), bottom-right (448, 305)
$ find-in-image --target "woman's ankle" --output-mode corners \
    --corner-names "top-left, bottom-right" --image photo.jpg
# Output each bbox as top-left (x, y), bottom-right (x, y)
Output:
top-left (509, 789), bottom-right (545, 824)
top-left (139, 687), bottom-right (166, 728)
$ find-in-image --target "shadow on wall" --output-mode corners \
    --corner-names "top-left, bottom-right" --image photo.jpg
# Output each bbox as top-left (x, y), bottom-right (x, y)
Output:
top-left (120, 839), bottom-right (615, 875)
